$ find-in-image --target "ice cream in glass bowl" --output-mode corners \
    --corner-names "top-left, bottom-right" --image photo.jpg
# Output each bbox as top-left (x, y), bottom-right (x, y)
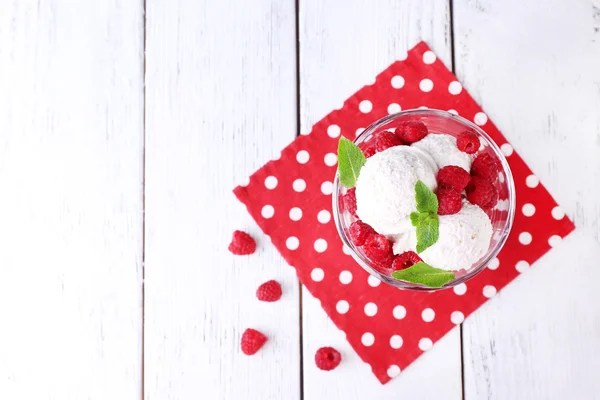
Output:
top-left (332, 109), bottom-right (516, 291)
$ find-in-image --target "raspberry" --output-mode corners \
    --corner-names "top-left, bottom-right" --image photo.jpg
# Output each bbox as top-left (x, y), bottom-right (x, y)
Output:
top-left (437, 166), bottom-right (471, 192)
top-left (375, 131), bottom-right (403, 152)
top-left (437, 188), bottom-right (463, 215)
top-left (471, 153), bottom-right (500, 182)
top-left (228, 230), bottom-right (256, 255)
top-left (394, 121), bottom-right (428, 144)
top-left (241, 328), bottom-right (267, 355)
top-left (392, 251), bottom-right (422, 270)
top-left (456, 131), bottom-right (480, 154)
top-left (342, 188), bottom-right (357, 217)
top-left (256, 280), bottom-right (282, 302)
top-left (466, 176), bottom-right (498, 209)
top-left (315, 347), bottom-right (342, 371)
top-left (363, 234), bottom-right (394, 268)
top-left (358, 140), bottom-right (377, 158)
top-left (348, 220), bottom-right (376, 246)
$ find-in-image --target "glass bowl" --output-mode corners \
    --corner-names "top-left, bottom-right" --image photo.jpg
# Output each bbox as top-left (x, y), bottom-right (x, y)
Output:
top-left (332, 109), bottom-right (516, 291)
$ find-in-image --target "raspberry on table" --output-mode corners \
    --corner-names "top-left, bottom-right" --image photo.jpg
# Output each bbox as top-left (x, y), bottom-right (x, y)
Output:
top-left (471, 153), bottom-right (500, 182)
top-left (363, 234), bottom-right (394, 268)
top-left (348, 220), bottom-right (376, 246)
top-left (437, 188), bottom-right (463, 215)
top-left (228, 230), bottom-right (257, 255)
top-left (315, 347), bottom-right (342, 371)
top-left (437, 165), bottom-right (471, 192)
top-left (342, 188), bottom-right (358, 218)
top-left (466, 176), bottom-right (499, 209)
top-left (394, 121), bottom-right (429, 144)
top-left (375, 131), bottom-right (403, 152)
top-left (392, 251), bottom-right (422, 270)
top-left (256, 280), bottom-right (282, 302)
top-left (241, 328), bottom-right (267, 355)
top-left (456, 131), bottom-right (481, 154)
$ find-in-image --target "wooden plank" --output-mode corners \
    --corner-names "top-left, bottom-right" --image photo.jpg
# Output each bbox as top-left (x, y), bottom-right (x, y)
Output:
top-left (143, 1), bottom-right (300, 399)
top-left (454, 0), bottom-right (600, 398)
top-left (0, 1), bottom-right (144, 399)
top-left (299, 1), bottom-right (463, 398)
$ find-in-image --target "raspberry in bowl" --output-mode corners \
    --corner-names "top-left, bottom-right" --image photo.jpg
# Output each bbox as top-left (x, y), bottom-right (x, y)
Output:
top-left (333, 109), bottom-right (515, 291)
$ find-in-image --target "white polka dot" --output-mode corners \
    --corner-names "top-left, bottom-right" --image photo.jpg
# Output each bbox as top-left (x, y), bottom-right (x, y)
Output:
top-left (272, 151), bottom-right (281, 160)
top-left (327, 124), bottom-right (341, 138)
top-left (314, 238), bottom-right (328, 253)
top-left (398, 51), bottom-right (408, 60)
top-left (519, 232), bottom-right (532, 245)
top-left (421, 308), bottom-right (435, 322)
top-left (418, 105), bottom-right (429, 109)
top-left (448, 81), bottom-right (463, 95)
top-left (368, 275), bottom-right (381, 287)
top-left (321, 181), bottom-right (333, 195)
top-left (419, 79), bottom-right (434, 92)
top-left (289, 207), bottom-right (302, 221)
top-left (359, 100), bottom-right (373, 113)
top-left (393, 305), bottom-right (406, 319)
top-left (526, 175), bottom-right (539, 188)
top-left (422, 50), bottom-right (436, 64)
top-left (488, 257), bottom-right (500, 270)
top-left (548, 235), bottom-right (562, 247)
top-left (364, 302), bottom-right (378, 317)
top-left (474, 112), bottom-right (488, 126)
top-left (389, 335), bottom-right (403, 349)
top-left (317, 210), bottom-right (331, 224)
top-left (264, 176), bottom-right (278, 189)
top-left (300, 130), bottom-right (310, 136)
top-left (552, 206), bottom-right (565, 220)
top-left (522, 203), bottom-right (536, 217)
top-left (361, 332), bottom-right (375, 346)
top-left (324, 153), bottom-right (337, 166)
top-left (261, 205), bottom-right (274, 219)
top-left (387, 103), bottom-right (401, 114)
top-left (311, 267), bottom-right (324, 282)
top-left (453, 283), bottom-right (467, 295)
top-left (293, 179), bottom-right (306, 192)
top-left (336, 300), bottom-right (349, 314)
top-left (515, 260), bottom-right (530, 273)
top-left (483, 285), bottom-right (497, 298)
top-left (391, 75), bottom-right (405, 88)
top-left (451, 311), bottom-right (465, 324)
top-left (501, 143), bottom-right (514, 156)
top-left (419, 338), bottom-right (433, 351)
top-left (286, 236), bottom-right (299, 250)
top-left (240, 176), bottom-right (250, 187)
top-left (387, 364), bottom-right (401, 378)
top-left (342, 245), bottom-right (351, 255)
top-left (447, 109), bottom-right (458, 115)
top-left (339, 270), bottom-right (353, 284)
top-left (355, 128), bottom-right (365, 137)
top-left (296, 150), bottom-right (310, 164)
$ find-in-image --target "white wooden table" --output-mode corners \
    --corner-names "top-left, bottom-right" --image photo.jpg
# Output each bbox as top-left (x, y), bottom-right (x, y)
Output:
top-left (1, 1), bottom-right (599, 399)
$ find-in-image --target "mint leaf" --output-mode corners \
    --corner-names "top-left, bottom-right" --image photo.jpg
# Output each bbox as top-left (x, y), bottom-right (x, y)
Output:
top-left (415, 180), bottom-right (438, 214)
top-left (337, 137), bottom-right (367, 188)
top-left (391, 261), bottom-right (455, 288)
top-left (415, 214), bottom-right (439, 253)
top-left (410, 212), bottom-right (422, 227)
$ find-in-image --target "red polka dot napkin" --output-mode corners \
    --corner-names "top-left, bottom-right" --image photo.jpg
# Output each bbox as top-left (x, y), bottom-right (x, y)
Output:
top-left (233, 41), bottom-right (575, 384)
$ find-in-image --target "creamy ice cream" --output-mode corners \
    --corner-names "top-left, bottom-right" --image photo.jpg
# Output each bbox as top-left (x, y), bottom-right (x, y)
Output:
top-left (412, 133), bottom-right (473, 171)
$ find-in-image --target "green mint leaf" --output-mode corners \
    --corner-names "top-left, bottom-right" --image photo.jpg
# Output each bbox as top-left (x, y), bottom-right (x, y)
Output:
top-left (415, 180), bottom-right (438, 214)
top-left (410, 212), bottom-right (422, 227)
top-left (415, 214), bottom-right (439, 253)
top-left (337, 137), bottom-right (367, 188)
top-left (391, 261), bottom-right (455, 288)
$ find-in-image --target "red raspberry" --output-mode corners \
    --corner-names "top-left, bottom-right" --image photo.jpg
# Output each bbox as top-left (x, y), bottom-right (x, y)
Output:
top-left (348, 220), bottom-right (376, 246)
top-left (315, 347), bottom-right (342, 371)
top-left (358, 140), bottom-right (376, 158)
top-left (466, 176), bottom-right (498, 209)
top-left (437, 165), bottom-right (471, 192)
top-left (437, 188), bottom-right (463, 215)
top-left (394, 121), bottom-right (429, 144)
top-left (456, 131), bottom-right (481, 154)
top-left (342, 188), bottom-right (357, 217)
top-left (375, 131), bottom-right (403, 152)
top-left (363, 234), bottom-right (394, 268)
top-left (392, 251), bottom-right (422, 270)
top-left (228, 230), bottom-right (256, 255)
top-left (241, 328), bottom-right (267, 355)
top-left (471, 153), bottom-right (500, 182)
top-left (256, 280), bottom-right (282, 302)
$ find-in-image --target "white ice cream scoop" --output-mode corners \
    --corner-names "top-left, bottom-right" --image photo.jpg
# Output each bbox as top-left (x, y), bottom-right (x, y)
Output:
top-left (412, 133), bottom-right (473, 171)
